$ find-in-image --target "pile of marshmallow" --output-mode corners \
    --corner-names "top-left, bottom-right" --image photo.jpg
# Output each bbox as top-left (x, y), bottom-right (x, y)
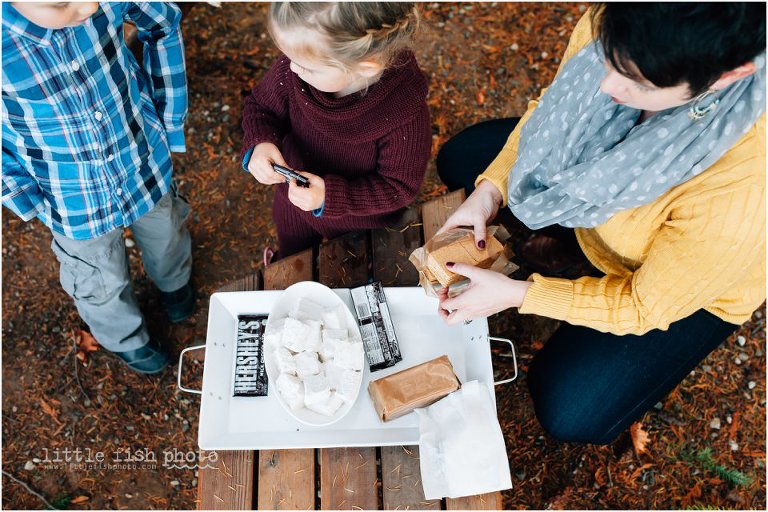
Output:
top-left (265, 297), bottom-right (364, 417)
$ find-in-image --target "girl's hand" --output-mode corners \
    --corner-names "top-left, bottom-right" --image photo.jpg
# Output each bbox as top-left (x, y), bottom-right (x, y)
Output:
top-left (288, 172), bottom-right (325, 211)
top-left (437, 262), bottom-right (532, 326)
top-left (247, 142), bottom-right (287, 185)
top-left (436, 180), bottom-right (504, 249)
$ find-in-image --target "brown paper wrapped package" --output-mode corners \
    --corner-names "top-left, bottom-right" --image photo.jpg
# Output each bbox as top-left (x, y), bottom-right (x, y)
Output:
top-left (368, 355), bottom-right (461, 422)
top-left (426, 233), bottom-right (504, 287)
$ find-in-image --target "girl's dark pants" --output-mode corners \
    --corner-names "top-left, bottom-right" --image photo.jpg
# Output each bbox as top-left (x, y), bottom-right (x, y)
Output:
top-left (437, 118), bottom-right (737, 444)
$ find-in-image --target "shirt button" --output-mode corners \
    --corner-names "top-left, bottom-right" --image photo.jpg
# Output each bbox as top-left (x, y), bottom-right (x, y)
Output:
top-left (94, 111), bottom-right (103, 121)
top-left (116, 188), bottom-right (123, 195)
top-left (71, 60), bottom-right (80, 72)
top-left (106, 154), bottom-right (115, 162)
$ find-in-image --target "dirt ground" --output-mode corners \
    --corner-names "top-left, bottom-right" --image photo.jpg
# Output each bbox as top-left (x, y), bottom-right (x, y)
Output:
top-left (2, 2), bottom-right (765, 510)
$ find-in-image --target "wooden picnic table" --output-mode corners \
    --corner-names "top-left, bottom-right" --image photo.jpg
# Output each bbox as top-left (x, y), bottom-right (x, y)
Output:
top-left (195, 190), bottom-right (504, 510)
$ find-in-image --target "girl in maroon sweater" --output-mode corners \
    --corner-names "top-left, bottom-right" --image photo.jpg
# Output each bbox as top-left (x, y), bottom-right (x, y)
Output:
top-left (241, 2), bottom-right (431, 259)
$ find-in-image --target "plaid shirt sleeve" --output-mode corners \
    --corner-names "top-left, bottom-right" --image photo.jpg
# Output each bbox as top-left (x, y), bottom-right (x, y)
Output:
top-left (123, 2), bottom-right (187, 151)
top-left (2, 125), bottom-right (44, 221)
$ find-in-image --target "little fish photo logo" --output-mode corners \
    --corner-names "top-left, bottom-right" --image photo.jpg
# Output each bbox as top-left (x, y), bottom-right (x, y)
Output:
top-left (163, 448), bottom-right (218, 470)
top-left (34, 447), bottom-right (218, 471)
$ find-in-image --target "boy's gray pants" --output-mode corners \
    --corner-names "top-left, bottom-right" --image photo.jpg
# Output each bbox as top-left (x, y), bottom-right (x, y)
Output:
top-left (50, 191), bottom-right (192, 353)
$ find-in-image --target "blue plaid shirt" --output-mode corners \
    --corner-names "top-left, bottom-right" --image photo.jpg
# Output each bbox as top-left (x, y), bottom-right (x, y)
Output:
top-left (2, 2), bottom-right (187, 240)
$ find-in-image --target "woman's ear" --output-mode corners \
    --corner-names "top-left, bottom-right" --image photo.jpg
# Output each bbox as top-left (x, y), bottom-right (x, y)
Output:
top-left (710, 61), bottom-right (757, 91)
top-left (355, 59), bottom-right (384, 78)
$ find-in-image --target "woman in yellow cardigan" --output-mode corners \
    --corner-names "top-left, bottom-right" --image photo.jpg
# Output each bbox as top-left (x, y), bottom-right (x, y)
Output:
top-left (436, 4), bottom-right (766, 443)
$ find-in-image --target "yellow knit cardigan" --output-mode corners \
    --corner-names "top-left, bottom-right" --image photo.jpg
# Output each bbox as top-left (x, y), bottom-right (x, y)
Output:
top-left (477, 13), bottom-right (766, 334)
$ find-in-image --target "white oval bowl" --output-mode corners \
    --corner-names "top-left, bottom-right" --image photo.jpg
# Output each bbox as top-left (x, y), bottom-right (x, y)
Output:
top-left (265, 281), bottom-right (365, 427)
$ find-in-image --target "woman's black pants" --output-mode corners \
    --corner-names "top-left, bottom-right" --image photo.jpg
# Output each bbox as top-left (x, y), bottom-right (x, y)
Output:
top-left (437, 119), bottom-right (737, 444)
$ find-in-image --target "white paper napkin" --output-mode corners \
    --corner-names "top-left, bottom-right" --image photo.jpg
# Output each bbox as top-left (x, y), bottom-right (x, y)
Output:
top-left (416, 380), bottom-right (512, 499)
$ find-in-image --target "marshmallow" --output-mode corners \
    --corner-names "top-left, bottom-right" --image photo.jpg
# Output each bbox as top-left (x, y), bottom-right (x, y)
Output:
top-left (321, 328), bottom-right (348, 360)
top-left (291, 297), bottom-right (326, 322)
top-left (304, 319), bottom-right (322, 353)
top-left (264, 319), bottom-right (284, 347)
top-left (274, 347), bottom-right (296, 375)
top-left (282, 317), bottom-right (309, 353)
top-left (303, 373), bottom-right (331, 407)
top-left (276, 373), bottom-right (305, 410)
top-left (321, 305), bottom-right (347, 330)
top-left (294, 351), bottom-right (321, 379)
top-left (307, 392), bottom-right (344, 416)
top-left (334, 341), bottom-right (365, 371)
top-left (325, 361), bottom-right (344, 390)
top-left (326, 362), bottom-right (362, 403)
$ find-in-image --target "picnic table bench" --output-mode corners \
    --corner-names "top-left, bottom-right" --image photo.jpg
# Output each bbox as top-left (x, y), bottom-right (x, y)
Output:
top-left (194, 190), bottom-right (504, 510)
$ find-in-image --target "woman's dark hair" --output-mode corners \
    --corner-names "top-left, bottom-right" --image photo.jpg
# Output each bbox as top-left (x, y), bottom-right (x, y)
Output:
top-left (592, 3), bottom-right (766, 97)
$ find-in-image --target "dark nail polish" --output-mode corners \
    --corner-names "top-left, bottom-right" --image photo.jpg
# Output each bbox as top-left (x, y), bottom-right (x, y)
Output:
top-left (478, 240), bottom-right (486, 249)
top-left (446, 261), bottom-right (455, 267)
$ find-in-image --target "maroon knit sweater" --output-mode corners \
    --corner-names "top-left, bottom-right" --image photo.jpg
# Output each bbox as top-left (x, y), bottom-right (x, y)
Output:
top-left (241, 50), bottom-right (431, 255)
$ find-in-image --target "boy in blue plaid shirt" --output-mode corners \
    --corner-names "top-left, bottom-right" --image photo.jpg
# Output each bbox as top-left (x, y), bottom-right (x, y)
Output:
top-left (2, 2), bottom-right (195, 374)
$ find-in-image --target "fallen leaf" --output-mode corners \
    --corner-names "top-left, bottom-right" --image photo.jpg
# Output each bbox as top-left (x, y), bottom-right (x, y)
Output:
top-left (39, 398), bottom-right (61, 424)
top-left (75, 329), bottom-right (100, 365)
top-left (629, 463), bottom-right (654, 482)
top-left (39, 398), bottom-right (55, 417)
top-left (71, 496), bottom-right (90, 504)
top-left (630, 422), bottom-right (650, 456)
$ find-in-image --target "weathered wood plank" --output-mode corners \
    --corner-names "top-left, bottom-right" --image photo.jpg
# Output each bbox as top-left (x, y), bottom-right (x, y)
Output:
top-left (263, 249), bottom-right (314, 290)
top-left (445, 492), bottom-right (503, 510)
top-left (320, 447), bottom-right (379, 510)
top-left (257, 251), bottom-right (316, 509)
top-left (372, 209), bottom-right (433, 509)
top-left (197, 274), bottom-right (264, 510)
top-left (381, 446), bottom-right (440, 510)
top-left (318, 231), bottom-right (370, 288)
top-left (318, 236), bottom-right (379, 509)
top-left (420, 189), bottom-right (466, 242)
top-left (257, 449), bottom-right (315, 510)
top-left (197, 450), bottom-right (255, 510)
top-left (372, 207), bottom-right (422, 287)
top-left (216, 272), bottom-right (262, 293)
top-left (421, 192), bottom-right (503, 511)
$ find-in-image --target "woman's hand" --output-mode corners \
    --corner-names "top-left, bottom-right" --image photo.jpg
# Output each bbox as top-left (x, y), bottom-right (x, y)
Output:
top-left (247, 142), bottom-right (288, 185)
top-left (437, 262), bottom-right (532, 325)
top-left (288, 171), bottom-right (326, 211)
top-left (436, 180), bottom-right (504, 249)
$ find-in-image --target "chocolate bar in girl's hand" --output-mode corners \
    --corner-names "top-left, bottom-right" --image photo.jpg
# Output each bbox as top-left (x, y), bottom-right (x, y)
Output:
top-left (272, 163), bottom-right (310, 188)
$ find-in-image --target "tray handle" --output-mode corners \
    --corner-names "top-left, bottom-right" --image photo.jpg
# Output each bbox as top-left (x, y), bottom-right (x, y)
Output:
top-left (177, 344), bottom-right (206, 395)
top-left (489, 336), bottom-right (518, 386)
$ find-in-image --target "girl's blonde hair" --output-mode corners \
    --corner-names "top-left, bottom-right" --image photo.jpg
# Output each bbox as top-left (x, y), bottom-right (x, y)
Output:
top-left (269, 2), bottom-right (419, 70)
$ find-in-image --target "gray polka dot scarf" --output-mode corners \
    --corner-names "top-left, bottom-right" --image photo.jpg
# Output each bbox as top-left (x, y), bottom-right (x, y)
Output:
top-left (507, 42), bottom-right (766, 229)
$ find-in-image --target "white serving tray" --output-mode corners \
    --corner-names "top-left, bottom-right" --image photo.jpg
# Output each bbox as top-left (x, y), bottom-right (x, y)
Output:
top-left (181, 287), bottom-right (511, 451)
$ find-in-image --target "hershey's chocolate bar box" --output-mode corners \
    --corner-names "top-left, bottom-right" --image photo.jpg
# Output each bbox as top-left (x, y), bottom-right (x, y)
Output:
top-left (350, 282), bottom-right (402, 372)
top-left (233, 315), bottom-right (268, 397)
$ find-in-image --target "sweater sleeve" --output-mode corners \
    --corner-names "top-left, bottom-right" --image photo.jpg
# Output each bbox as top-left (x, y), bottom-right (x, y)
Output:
top-left (240, 56), bottom-right (292, 164)
top-left (519, 169), bottom-right (766, 334)
top-left (477, 10), bottom-right (596, 205)
top-left (320, 108), bottom-right (431, 219)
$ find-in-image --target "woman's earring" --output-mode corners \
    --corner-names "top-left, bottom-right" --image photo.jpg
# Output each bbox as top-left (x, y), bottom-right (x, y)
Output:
top-left (688, 90), bottom-right (720, 121)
